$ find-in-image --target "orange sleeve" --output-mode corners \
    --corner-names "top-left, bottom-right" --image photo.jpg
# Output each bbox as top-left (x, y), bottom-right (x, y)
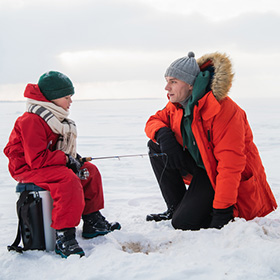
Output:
top-left (145, 105), bottom-right (171, 141)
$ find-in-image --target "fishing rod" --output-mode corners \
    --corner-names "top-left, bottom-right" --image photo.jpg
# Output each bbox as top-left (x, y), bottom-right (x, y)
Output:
top-left (80, 153), bottom-right (167, 162)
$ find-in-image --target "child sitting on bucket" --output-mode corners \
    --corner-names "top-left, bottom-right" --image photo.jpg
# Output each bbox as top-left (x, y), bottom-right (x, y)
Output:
top-left (4, 71), bottom-right (121, 258)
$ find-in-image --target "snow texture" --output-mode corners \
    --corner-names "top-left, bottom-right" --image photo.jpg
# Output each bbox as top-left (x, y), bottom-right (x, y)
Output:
top-left (0, 98), bottom-right (280, 280)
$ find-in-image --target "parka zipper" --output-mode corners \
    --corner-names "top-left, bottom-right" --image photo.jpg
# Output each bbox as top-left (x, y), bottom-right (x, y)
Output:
top-left (207, 129), bottom-right (211, 142)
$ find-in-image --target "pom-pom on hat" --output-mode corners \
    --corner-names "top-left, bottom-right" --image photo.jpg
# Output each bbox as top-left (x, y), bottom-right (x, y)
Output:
top-left (165, 51), bottom-right (200, 86)
top-left (38, 71), bottom-right (75, 100)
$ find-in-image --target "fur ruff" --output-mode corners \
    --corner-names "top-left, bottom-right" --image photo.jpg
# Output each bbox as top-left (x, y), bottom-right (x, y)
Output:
top-left (196, 52), bottom-right (234, 101)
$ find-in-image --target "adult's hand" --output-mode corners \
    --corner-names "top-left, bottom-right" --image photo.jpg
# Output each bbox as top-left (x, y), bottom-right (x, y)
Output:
top-left (156, 127), bottom-right (187, 170)
top-left (209, 206), bottom-right (234, 229)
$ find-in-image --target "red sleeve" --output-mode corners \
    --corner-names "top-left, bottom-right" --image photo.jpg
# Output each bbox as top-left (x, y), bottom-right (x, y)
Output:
top-left (20, 114), bottom-right (66, 169)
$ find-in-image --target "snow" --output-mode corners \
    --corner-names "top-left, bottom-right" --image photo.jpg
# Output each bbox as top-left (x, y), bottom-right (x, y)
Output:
top-left (0, 98), bottom-right (280, 280)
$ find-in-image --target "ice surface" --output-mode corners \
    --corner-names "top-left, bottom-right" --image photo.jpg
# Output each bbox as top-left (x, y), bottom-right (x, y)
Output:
top-left (0, 98), bottom-right (280, 280)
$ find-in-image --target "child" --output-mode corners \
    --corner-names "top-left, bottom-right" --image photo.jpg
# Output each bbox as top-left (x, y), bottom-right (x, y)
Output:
top-left (4, 71), bottom-right (121, 258)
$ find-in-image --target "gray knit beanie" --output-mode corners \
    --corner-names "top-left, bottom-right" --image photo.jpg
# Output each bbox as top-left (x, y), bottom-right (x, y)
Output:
top-left (165, 51), bottom-right (200, 85)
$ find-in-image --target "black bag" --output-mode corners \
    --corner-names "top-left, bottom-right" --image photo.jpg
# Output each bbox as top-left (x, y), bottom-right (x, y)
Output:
top-left (7, 190), bottom-right (46, 253)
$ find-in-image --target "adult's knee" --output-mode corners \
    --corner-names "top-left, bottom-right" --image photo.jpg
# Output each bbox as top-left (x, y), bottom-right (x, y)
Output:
top-left (171, 214), bottom-right (201, 231)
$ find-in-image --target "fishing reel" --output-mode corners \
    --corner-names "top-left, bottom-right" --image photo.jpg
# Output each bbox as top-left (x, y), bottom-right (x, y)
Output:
top-left (78, 168), bottom-right (90, 180)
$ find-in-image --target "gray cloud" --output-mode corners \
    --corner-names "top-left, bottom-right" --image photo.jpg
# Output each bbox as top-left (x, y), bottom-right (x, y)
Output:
top-left (0, 0), bottom-right (279, 84)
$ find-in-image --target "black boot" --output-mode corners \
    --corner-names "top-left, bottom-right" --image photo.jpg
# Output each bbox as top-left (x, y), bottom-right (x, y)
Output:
top-left (146, 207), bottom-right (175, 222)
top-left (82, 211), bottom-right (121, 239)
top-left (55, 228), bottom-right (85, 258)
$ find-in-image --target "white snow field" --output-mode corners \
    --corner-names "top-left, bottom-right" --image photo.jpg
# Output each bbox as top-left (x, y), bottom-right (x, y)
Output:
top-left (0, 98), bottom-right (280, 280)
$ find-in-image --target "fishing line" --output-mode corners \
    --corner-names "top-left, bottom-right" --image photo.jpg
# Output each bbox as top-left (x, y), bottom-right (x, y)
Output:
top-left (80, 152), bottom-right (169, 185)
top-left (149, 152), bottom-right (169, 185)
top-left (80, 153), bottom-right (167, 162)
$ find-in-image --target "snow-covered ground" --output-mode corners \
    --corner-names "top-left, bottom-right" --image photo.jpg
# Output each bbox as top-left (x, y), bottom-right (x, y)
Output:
top-left (0, 98), bottom-right (280, 280)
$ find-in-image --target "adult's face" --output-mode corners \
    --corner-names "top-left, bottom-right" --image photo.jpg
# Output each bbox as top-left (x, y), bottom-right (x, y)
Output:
top-left (165, 77), bottom-right (193, 103)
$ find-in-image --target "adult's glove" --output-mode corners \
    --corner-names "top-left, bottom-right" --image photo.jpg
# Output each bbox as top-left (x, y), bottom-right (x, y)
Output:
top-left (209, 205), bottom-right (234, 229)
top-left (66, 154), bottom-right (82, 174)
top-left (156, 127), bottom-right (187, 170)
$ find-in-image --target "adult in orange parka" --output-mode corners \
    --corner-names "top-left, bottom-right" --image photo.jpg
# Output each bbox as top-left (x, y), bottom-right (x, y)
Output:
top-left (4, 71), bottom-right (120, 258)
top-left (145, 52), bottom-right (277, 230)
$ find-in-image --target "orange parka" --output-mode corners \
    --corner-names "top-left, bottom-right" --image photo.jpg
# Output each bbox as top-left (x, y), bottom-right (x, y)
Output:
top-left (145, 53), bottom-right (277, 220)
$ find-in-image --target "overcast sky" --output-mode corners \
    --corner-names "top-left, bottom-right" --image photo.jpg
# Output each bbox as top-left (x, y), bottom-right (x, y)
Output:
top-left (0, 0), bottom-right (280, 100)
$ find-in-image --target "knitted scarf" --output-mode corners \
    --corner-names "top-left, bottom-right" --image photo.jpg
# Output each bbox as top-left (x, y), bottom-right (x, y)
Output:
top-left (26, 98), bottom-right (77, 158)
top-left (181, 71), bottom-right (210, 169)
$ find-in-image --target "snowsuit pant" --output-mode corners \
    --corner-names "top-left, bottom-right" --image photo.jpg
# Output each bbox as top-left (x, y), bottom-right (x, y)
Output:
top-left (148, 140), bottom-right (215, 230)
top-left (16, 162), bottom-right (104, 230)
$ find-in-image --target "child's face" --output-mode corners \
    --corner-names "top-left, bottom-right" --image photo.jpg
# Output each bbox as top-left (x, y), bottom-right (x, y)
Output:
top-left (52, 95), bottom-right (73, 111)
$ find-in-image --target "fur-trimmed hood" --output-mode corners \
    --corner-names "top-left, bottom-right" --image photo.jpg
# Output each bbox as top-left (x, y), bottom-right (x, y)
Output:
top-left (196, 52), bottom-right (234, 101)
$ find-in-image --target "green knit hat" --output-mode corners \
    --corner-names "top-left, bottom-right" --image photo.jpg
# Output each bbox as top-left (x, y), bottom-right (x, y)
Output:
top-left (38, 71), bottom-right (75, 100)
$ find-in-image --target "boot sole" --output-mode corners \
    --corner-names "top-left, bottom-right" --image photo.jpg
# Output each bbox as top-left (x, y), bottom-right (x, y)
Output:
top-left (146, 215), bottom-right (172, 222)
top-left (55, 248), bottom-right (85, 258)
top-left (82, 231), bottom-right (110, 239)
top-left (82, 224), bottom-right (121, 239)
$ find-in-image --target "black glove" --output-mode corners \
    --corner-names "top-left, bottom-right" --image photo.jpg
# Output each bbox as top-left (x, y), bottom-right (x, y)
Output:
top-left (156, 127), bottom-right (187, 170)
top-left (66, 154), bottom-right (82, 174)
top-left (76, 153), bottom-right (84, 167)
top-left (209, 206), bottom-right (234, 229)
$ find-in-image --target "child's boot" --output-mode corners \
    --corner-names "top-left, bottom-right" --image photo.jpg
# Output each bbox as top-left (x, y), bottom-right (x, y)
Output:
top-left (82, 211), bottom-right (121, 239)
top-left (55, 228), bottom-right (85, 258)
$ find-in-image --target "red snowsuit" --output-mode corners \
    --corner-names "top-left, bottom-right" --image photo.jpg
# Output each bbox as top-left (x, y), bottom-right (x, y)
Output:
top-left (4, 84), bottom-right (104, 230)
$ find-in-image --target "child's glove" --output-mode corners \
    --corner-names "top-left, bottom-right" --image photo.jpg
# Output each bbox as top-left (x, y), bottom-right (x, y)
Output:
top-left (66, 154), bottom-right (82, 174)
top-left (76, 153), bottom-right (84, 167)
